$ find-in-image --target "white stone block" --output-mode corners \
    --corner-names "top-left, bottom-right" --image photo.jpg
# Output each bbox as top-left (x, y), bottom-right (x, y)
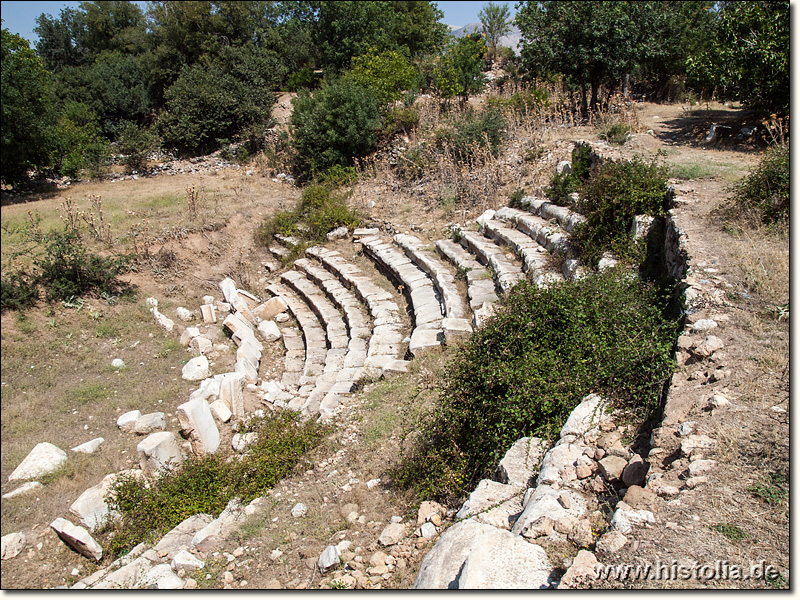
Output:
top-left (50, 518), bottom-right (103, 561)
top-left (71, 437), bottom-right (104, 454)
top-left (182, 356), bottom-right (210, 381)
top-left (177, 397), bottom-right (220, 455)
top-left (117, 410), bottom-right (141, 432)
top-left (137, 432), bottom-right (183, 477)
top-left (8, 442), bottom-right (67, 482)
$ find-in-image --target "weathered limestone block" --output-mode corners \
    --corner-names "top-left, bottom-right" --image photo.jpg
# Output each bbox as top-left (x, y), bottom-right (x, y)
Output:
top-left (494, 437), bottom-right (548, 488)
top-left (8, 442), bottom-right (67, 482)
top-left (253, 297), bottom-right (289, 322)
top-left (200, 304), bottom-right (217, 324)
top-left (455, 479), bottom-right (525, 530)
top-left (137, 432), bottom-right (183, 477)
top-left (182, 356), bottom-right (210, 381)
top-left (117, 410), bottom-right (141, 432)
top-left (413, 519), bottom-right (497, 589)
top-left (133, 412), bottom-right (166, 434)
top-left (50, 518), bottom-right (103, 561)
top-left (208, 399), bottom-right (232, 422)
top-left (257, 320), bottom-right (281, 342)
top-left (455, 527), bottom-right (554, 589)
top-left (177, 397), bottom-right (220, 455)
top-left (71, 437), bottom-right (104, 454)
top-left (560, 393), bottom-right (608, 438)
top-left (69, 472), bottom-right (130, 530)
top-left (512, 484), bottom-right (588, 537)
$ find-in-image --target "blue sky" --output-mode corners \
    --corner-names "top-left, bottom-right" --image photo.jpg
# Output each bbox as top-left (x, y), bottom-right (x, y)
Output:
top-left (1, 1), bottom-right (516, 44)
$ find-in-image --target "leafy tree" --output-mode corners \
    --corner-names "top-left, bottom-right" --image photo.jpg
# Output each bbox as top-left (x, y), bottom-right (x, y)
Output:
top-left (1, 29), bottom-right (57, 185)
top-left (516, 1), bottom-right (641, 116)
top-left (434, 33), bottom-right (487, 102)
top-left (391, 1), bottom-right (448, 57)
top-left (158, 44), bottom-right (280, 156)
top-left (34, 7), bottom-right (89, 71)
top-left (54, 100), bottom-right (109, 178)
top-left (347, 48), bottom-right (416, 106)
top-left (479, 2), bottom-right (512, 62)
top-left (686, 0), bottom-right (789, 114)
top-left (315, 1), bottom-right (396, 73)
top-left (290, 78), bottom-right (381, 176)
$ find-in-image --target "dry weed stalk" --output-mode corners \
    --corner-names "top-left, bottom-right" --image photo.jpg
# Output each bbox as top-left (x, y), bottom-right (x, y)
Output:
top-left (59, 198), bottom-right (81, 236)
top-left (186, 183), bottom-right (202, 220)
top-left (80, 195), bottom-right (113, 246)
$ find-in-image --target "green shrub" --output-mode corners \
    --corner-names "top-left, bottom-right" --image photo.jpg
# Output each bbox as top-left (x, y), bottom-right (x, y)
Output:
top-left (434, 108), bottom-right (506, 166)
top-left (105, 411), bottom-right (326, 556)
top-left (572, 157), bottom-right (670, 266)
top-left (256, 184), bottom-right (360, 251)
top-left (348, 49), bottom-right (416, 106)
top-left (290, 78), bottom-right (381, 177)
top-left (545, 144), bottom-right (593, 207)
top-left (35, 231), bottom-right (132, 302)
top-left (115, 120), bottom-right (160, 173)
top-left (54, 101), bottom-right (110, 179)
top-left (727, 144), bottom-right (788, 225)
top-left (508, 188), bottom-right (526, 208)
top-left (485, 88), bottom-right (549, 115)
top-left (382, 107), bottom-right (420, 140)
top-left (598, 122), bottom-right (632, 146)
top-left (287, 67), bottom-right (321, 92)
top-left (394, 270), bottom-right (677, 504)
top-left (1, 271), bottom-right (39, 312)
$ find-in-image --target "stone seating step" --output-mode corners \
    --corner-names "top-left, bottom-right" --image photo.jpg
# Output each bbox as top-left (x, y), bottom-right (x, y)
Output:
top-left (435, 239), bottom-right (499, 329)
top-left (360, 236), bottom-right (444, 356)
top-left (524, 196), bottom-right (586, 233)
top-left (482, 220), bottom-right (565, 287)
top-left (457, 230), bottom-right (526, 293)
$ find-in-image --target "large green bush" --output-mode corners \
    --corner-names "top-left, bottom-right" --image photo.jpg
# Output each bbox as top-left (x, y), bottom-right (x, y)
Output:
top-left (347, 48), bottom-right (416, 107)
top-left (727, 143), bottom-right (789, 225)
top-left (572, 156), bottom-right (669, 266)
top-left (290, 78), bottom-right (381, 176)
top-left (394, 270), bottom-right (677, 504)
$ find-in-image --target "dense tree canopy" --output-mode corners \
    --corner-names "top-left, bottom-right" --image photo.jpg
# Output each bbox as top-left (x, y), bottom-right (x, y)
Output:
top-left (1, 29), bottom-right (57, 184)
top-left (479, 2), bottom-right (512, 62)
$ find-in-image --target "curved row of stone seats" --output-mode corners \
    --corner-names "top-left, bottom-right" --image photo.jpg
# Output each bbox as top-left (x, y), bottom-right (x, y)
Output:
top-left (435, 239), bottom-right (499, 329)
top-left (360, 235), bottom-right (445, 356)
top-left (305, 246), bottom-right (410, 373)
top-left (265, 282), bottom-right (328, 409)
top-left (481, 219), bottom-right (565, 287)
top-left (493, 206), bottom-right (570, 255)
top-left (456, 229), bottom-right (526, 293)
top-left (278, 269), bottom-right (364, 418)
top-left (393, 233), bottom-right (473, 342)
top-left (519, 196), bottom-right (586, 234)
top-left (493, 206), bottom-right (588, 280)
top-left (279, 324), bottom-right (305, 391)
top-left (268, 243), bottom-right (291, 260)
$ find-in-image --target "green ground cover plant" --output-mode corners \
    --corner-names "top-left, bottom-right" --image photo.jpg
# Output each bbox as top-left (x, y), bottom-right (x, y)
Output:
top-left (725, 143), bottom-right (788, 225)
top-left (394, 269), bottom-right (678, 504)
top-left (104, 410), bottom-right (326, 556)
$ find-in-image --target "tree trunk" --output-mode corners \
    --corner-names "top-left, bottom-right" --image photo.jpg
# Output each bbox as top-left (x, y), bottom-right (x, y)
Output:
top-left (579, 81), bottom-right (588, 121)
top-left (590, 81), bottom-right (599, 115)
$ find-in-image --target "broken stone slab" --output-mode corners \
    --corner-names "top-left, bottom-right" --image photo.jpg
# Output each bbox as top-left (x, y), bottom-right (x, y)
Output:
top-left (680, 434), bottom-right (717, 458)
top-left (182, 356), bottom-right (210, 381)
top-left (190, 336), bottom-right (214, 355)
top-left (688, 459), bottom-right (716, 477)
top-left (692, 319), bottom-right (718, 332)
top-left (326, 226), bottom-right (349, 241)
top-left (133, 412), bottom-right (167, 435)
top-left (200, 304), bottom-right (217, 324)
top-left (455, 479), bottom-right (524, 530)
top-left (72, 437), bottom-right (104, 454)
top-left (536, 440), bottom-right (589, 486)
top-left (219, 372), bottom-right (246, 418)
top-left (455, 527), bottom-right (554, 589)
top-left (596, 529), bottom-right (627, 553)
top-left (117, 410), bottom-right (142, 432)
top-left (1, 532), bottom-right (26, 560)
top-left (417, 501), bottom-right (447, 526)
top-left (609, 501), bottom-right (655, 535)
top-left (208, 399), bottom-right (232, 423)
top-left (378, 522), bottom-right (407, 547)
top-left (560, 393), bottom-right (609, 438)
top-left (137, 432), bottom-right (183, 477)
top-left (512, 485), bottom-right (588, 537)
top-left (172, 550), bottom-right (204, 572)
top-left (191, 499), bottom-right (244, 551)
top-left (558, 549), bottom-right (598, 589)
top-left (318, 545), bottom-right (341, 571)
top-left (413, 519), bottom-right (498, 589)
top-left (50, 518), bottom-right (103, 561)
top-left (69, 472), bottom-right (129, 530)
top-left (92, 553), bottom-right (156, 589)
top-left (154, 514), bottom-right (214, 560)
top-left (257, 320), bottom-right (281, 342)
top-left (140, 563), bottom-right (185, 589)
top-left (418, 522), bottom-right (438, 539)
top-left (691, 335), bottom-right (724, 358)
top-left (177, 397), bottom-right (220, 455)
top-left (2, 481), bottom-right (43, 499)
top-left (147, 299), bottom-right (175, 333)
top-left (408, 328), bottom-right (443, 356)
top-left (253, 297), bottom-right (289, 323)
top-left (8, 442), bottom-right (67, 482)
top-left (442, 317), bottom-right (472, 343)
top-left (494, 437), bottom-right (548, 488)
top-left (176, 307), bottom-right (194, 322)
top-left (190, 377), bottom-right (221, 404)
top-left (598, 455), bottom-right (628, 482)
top-left (622, 485), bottom-right (658, 512)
